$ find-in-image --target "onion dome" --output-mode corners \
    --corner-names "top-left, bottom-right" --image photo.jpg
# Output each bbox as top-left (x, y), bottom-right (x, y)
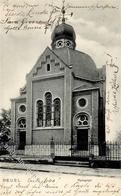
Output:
top-left (51, 23), bottom-right (76, 49)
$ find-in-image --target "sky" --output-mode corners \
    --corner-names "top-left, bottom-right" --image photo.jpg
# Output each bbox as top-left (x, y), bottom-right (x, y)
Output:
top-left (0, 0), bottom-right (121, 140)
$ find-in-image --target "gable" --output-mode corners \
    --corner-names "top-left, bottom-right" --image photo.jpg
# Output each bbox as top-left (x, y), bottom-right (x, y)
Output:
top-left (27, 47), bottom-right (66, 78)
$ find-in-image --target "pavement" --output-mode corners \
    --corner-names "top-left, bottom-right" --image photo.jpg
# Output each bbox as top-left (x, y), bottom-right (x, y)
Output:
top-left (0, 161), bottom-right (121, 178)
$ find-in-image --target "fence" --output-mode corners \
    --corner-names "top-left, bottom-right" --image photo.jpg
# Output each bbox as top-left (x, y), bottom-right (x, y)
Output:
top-left (25, 142), bottom-right (71, 157)
top-left (103, 142), bottom-right (121, 160)
top-left (87, 142), bottom-right (121, 161)
top-left (24, 141), bottom-right (121, 160)
top-left (2, 140), bottom-right (121, 161)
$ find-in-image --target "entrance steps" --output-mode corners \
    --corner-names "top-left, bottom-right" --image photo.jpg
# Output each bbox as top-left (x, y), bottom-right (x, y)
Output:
top-left (55, 160), bottom-right (89, 167)
top-left (0, 155), bottom-right (89, 167)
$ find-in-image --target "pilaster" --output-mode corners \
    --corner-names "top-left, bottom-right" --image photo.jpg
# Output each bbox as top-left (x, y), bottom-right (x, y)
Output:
top-left (64, 67), bottom-right (72, 144)
top-left (10, 100), bottom-right (16, 143)
top-left (26, 76), bottom-right (33, 145)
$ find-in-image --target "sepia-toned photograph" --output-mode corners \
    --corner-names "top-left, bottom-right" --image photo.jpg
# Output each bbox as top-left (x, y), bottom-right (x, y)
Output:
top-left (0, 0), bottom-right (121, 195)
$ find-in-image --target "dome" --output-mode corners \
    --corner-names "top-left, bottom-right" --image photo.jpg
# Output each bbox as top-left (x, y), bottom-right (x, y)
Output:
top-left (53, 47), bottom-right (99, 80)
top-left (51, 23), bottom-right (76, 41)
top-left (51, 23), bottom-right (76, 49)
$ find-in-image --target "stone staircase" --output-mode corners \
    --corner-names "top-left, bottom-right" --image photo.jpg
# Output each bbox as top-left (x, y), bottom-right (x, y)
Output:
top-left (55, 160), bottom-right (89, 167)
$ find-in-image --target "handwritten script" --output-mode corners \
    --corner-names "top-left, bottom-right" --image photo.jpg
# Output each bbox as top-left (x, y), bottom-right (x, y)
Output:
top-left (0, 1), bottom-right (61, 33)
top-left (0, 175), bottom-right (121, 196)
top-left (106, 54), bottom-right (120, 136)
top-left (0, 0), bottom-right (119, 33)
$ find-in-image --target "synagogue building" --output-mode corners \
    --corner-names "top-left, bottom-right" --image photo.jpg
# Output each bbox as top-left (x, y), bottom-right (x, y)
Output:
top-left (11, 20), bottom-right (106, 156)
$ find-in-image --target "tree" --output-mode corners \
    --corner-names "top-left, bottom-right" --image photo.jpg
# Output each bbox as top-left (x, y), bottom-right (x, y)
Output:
top-left (0, 109), bottom-right (11, 145)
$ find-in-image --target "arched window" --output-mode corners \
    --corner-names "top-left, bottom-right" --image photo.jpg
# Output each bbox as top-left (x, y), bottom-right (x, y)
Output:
top-left (47, 64), bottom-right (50, 71)
top-left (36, 100), bottom-right (43, 127)
top-left (45, 92), bottom-right (52, 127)
top-left (54, 98), bottom-right (61, 126)
top-left (75, 113), bottom-right (89, 127)
top-left (17, 118), bottom-right (26, 129)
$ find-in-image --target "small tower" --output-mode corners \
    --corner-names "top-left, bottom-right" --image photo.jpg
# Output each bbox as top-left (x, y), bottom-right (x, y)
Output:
top-left (51, 2), bottom-right (76, 49)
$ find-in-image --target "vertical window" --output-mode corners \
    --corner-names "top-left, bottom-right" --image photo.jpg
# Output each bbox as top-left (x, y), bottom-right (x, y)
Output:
top-left (45, 92), bottom-right (52, 126)
top-left (47, 64), bottom-right (50, 71)
top-left (37, 100), bottom-right (43, 127)
top-left (54, 98), bottom-right (61, 126)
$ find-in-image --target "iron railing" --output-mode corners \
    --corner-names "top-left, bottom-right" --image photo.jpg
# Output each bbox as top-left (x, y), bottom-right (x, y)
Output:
top-left (1, 141), bottom-right (121, 161)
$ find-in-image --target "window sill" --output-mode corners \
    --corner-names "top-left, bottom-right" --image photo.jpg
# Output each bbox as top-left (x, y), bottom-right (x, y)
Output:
top-left (33, 127), bottom-right (64, 131)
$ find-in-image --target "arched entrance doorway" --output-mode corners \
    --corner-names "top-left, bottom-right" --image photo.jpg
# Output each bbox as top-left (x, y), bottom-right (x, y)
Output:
top-left (73, 113), bottom-right (90, 151)
top-left (17, 118), bottom-right (26, 150)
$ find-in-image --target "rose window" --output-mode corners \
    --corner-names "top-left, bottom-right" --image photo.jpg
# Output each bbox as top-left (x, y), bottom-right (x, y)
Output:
top-left (75, 114), bottom-right (89, 126)
top-left (18, 118), bottom-right (26, 129)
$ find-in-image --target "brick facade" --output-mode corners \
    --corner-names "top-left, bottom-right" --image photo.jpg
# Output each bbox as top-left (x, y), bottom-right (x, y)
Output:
top-left (10, 22), bottom-right (106, 156)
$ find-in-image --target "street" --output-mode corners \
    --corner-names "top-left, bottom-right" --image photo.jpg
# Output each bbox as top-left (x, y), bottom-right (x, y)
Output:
top-left (0, 163), bottom-right (121, 196)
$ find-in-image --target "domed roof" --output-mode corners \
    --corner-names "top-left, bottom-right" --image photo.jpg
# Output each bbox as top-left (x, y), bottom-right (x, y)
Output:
top-left (51, 23), bottom-right (76, 46)
top-left (53, 48), bottom-right (99, 80)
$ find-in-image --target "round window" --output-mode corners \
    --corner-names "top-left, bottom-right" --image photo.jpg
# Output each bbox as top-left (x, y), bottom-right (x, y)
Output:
top-left (78, 98), bottom-right (86, 107)
top-left (18, 118), bottom-right (26, 129)
top-left (19, 105), bottom-right (26, 113)
top-left (75, 113), bottom-right (89, 127)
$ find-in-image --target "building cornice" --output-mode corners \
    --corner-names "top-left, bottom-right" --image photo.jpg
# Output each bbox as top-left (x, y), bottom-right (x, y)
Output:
top-left (72, 73), bottom-right (105, 83)
top-left (11, 96), bottom-right (26, 101)
top-left (32, 72), bottom-right (64, 82)
top-left (73, 87), bottom-right (99, 93)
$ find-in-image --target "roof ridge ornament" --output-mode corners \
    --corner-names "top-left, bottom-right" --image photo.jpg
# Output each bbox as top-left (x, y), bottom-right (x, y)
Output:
top-left (62, 0), bottom-right (66, 23)
top-left (61, 0), bottom-right (74, 24)
top-left (45, 0), bottom-right (73, 32)
top-left (48, 0), bottom-right (76, 49)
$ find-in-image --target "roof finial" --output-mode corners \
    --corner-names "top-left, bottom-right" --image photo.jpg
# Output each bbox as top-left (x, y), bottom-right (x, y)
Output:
top-left (62, 0), bottom-right (66, 23)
